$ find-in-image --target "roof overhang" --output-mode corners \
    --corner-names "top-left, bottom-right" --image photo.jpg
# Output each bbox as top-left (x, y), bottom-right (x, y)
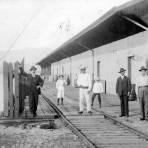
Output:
top-left (37, 0), bottom-right (148, 66)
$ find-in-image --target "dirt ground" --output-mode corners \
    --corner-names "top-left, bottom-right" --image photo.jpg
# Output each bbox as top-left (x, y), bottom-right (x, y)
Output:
top-left (0, 119), bottom-right (86, 148)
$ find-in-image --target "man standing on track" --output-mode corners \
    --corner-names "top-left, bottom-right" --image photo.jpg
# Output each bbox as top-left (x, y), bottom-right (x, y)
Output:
top-left (77, 65), bottom-right (92, 115)
top-left (56, 75), bottom-right (66, 105)
top-left (27, 66), bottom-right (44, 117)
top-left (116, 68), bottom-right (131, 118)
top-left (136, 66), bottom-right (148, 121)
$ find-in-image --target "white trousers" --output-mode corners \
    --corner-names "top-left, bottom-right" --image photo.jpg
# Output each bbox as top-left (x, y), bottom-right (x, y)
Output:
top-left (57, 88), bottom-right (64, 98)
top-left (79, 88), bottom-right (91, 112)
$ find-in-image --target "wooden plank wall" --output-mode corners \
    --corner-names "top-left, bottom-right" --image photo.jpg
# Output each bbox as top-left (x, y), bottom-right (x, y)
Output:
top-left (8, 63), bottom-right (14, 118)
top-left (14, 61), bottom-right (19, 118)
top-left (3, 60), bottom-right (25, 118)
top-left (3, 61), bottom-right (9, 117)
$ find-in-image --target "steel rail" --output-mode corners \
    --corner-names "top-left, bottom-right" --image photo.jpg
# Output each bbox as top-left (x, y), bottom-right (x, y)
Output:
top-left (93, 108), bottom-right (148, 141)
top-left (42, 94), bottom-right (97, 148)
top-left (43, 86), bottom-right (148, 142)
top-left (58, 87), bottom-right (148, 141)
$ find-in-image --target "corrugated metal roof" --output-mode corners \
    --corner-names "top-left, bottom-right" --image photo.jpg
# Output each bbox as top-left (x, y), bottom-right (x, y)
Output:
top-left (37, 0), bottom-right (148, 66)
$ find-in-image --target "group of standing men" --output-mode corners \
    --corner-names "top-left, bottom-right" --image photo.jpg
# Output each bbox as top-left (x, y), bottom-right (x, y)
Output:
top-left (116, 66), bottom-right (148, 120)
top-left (72, 64), bottom-right (148, 120)
top-left (55, 65), bottom-right (103, 115)
top-left (20, 63), bottom-right (148, 120)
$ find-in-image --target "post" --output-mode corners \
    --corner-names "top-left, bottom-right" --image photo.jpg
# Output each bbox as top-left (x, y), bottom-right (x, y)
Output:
top-left (3, 61), bottom-right (9, 117)
top-left (14, 61), bottom-right (19, 117)
top-left (91, 49), bottom-right (94, 81)
top-left (74, 42), bottom-right (94, 81)
top-left (21, 58), bottom-right (24, 70)
top-left (70, 57), bottom-right (72, 83)
top-left (8, 63), bottom-right (14, 118)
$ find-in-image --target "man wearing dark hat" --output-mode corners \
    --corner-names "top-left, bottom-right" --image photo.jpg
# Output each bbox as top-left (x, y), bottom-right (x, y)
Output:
top-left (136, 66), bottom-right (148, 121)
top-left (27, 66), bottom-right (44, 117)
top-left (116, 68), bottom-right (131, 117)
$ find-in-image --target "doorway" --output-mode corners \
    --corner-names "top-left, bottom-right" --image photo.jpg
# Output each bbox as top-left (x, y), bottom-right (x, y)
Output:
top-left (97, 61), bottom-right (100, 78)
top-left (128, 56), bottom-right (132, 80)
top-left (62, 67), bottom-right (64, 75)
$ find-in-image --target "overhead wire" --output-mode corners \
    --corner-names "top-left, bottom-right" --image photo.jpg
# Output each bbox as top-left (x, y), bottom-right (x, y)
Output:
top-left (0, 7), bottom-right (43, 62)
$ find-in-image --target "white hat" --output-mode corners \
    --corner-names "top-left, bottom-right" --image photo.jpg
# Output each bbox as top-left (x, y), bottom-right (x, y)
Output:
top-left (79, 65), bottom-right (87, 70)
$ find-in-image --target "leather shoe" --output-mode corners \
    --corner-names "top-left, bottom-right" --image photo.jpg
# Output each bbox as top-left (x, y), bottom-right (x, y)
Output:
top-left (78, 111), bottom-right (83, 115)
top-left (119, 115), bottom-right (124, 117)
top-left (88, 111), bottom-right (92, 115)
top-left (140, 118), bottom-right (145, 121)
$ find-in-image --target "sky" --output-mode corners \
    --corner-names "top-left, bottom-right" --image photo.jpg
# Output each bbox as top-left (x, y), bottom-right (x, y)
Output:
top-left (0, 0), bottom-right (132, 111)
top-left (0, 0), bottom-right (131, 72)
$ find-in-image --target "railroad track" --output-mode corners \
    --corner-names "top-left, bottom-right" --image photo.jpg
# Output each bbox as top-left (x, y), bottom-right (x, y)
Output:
top-left (93, 108), bottom-right (148, 141)
top-left (42, 90), bottom-right (148, 148)
top-left (42, 94), bottom-right (96, 148)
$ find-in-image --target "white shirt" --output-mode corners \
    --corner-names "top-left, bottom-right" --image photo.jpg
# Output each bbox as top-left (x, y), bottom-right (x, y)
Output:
top-left (136, 75), bottom-right (148, 87)
top-left (120, 75), bottom-right (125, 79)
top-left (136, 75), bottom-right (148, 94)
top-left (77, 73), bottom-right (92, 91)
top-left (92, 82), bottom-right (103, 93)
top-left (56, 79), bottom-right (66, 90)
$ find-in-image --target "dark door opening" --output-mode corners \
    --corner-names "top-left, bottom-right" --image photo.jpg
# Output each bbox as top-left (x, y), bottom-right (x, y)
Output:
top-left (62, 67), bottom-right (64, 75)
top-left (97, 61), bottom-right (100, 78)
top-left (128, 56), bottom-right (133, 80)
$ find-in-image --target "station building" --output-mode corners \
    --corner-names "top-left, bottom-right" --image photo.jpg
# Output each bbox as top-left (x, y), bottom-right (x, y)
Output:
top-left (37, 0), bottom-right (148, 94)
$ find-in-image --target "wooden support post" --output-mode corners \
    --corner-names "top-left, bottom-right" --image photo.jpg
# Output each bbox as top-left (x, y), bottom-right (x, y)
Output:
top-left (8, 63), bottom-right (14, 118)
top-left (21, 58), bottom-right (24, 70)
top-left (3, 61), bottom-right (9, 117)
top-left (14, 61), bottom-right (19, 117)
top-left (69, 57), bottom-right (72, 83)
top-left (19, 74), bottom-right (26, 116)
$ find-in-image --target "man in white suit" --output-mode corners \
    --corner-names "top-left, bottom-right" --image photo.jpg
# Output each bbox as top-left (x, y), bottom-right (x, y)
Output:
top-left (77, 65), bottom-right (92, 115)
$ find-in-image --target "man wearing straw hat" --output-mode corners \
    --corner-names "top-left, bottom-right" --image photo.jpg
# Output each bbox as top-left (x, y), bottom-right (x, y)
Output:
top-left (136, 66), bottom-right (148, 121)
top-left (77, 65), bottom-right (92, 115)
top-left (116, 68), bottom-right (131, 118)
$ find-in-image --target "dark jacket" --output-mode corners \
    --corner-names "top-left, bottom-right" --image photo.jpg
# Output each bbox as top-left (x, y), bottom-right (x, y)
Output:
top-left (27, 74), bottom-right (44, 95)
top-left (116, 76), bottom-right (131, 96)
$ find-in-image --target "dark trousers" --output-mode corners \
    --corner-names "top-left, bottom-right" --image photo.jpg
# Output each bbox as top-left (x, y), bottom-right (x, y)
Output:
top-left (91, 93), bottom-right (101, 107)
top-left (139, 97), bottom-right (147, 119)
top-left (29, 91), bottom-right (39, 115)
top-left (138, 87), bottom-right (148, 119)
top-left (120, 95), bottom-right (129, 117)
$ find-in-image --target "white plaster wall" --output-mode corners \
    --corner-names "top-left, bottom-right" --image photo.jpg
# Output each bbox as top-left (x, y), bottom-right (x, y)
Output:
top-left (59, 58), bottom-right (71, 75)
top-left (51, 31), bottom-right (148, 94)
top-left (71, 51), bottom-right (93, 80)
top-left (93, 31), bottom-right (148, 94)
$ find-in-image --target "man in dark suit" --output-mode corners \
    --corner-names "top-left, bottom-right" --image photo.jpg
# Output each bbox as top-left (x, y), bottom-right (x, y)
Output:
top-left (18, 63), bottom-right (28, 115)
top-left (116, 68), bottom-right (131, 117)
top-left (27, 66), bottom-right (44, 117)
